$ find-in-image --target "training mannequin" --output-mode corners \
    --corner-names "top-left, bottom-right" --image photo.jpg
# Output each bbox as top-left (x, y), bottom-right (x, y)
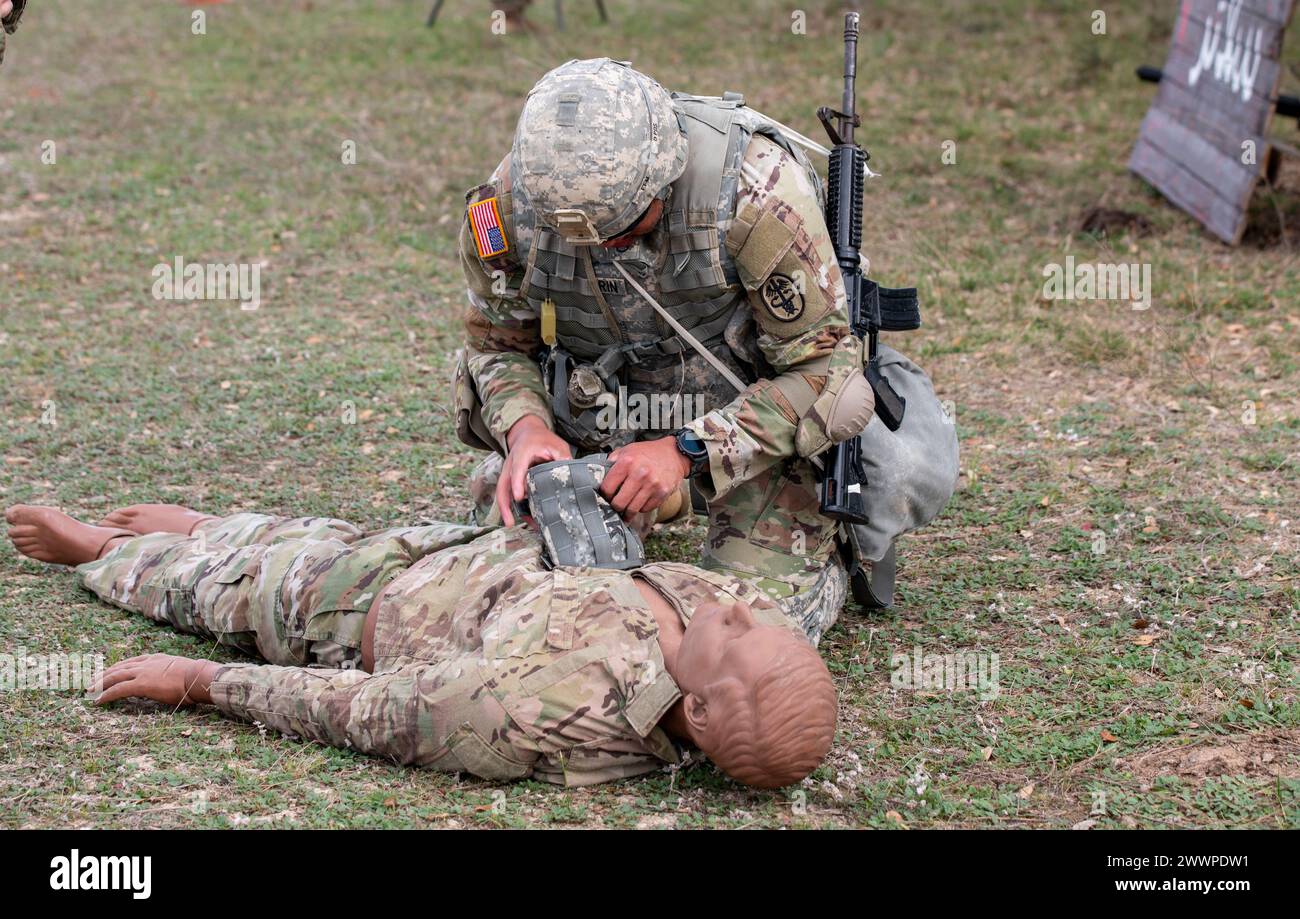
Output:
top-left (7, 501), bottom-right (837, 789)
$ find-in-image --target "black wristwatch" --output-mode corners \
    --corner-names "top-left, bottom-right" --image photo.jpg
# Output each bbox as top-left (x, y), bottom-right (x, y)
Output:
top-left (674, 429), bottom-right (710, 479)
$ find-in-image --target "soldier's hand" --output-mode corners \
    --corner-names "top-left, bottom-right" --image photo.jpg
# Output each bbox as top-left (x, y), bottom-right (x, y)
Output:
top-left (0, 3), bottom-right (12, 20)
top-left (602, 437), bottom-right (690, 517)
top-left (498, 415), bottom-right (572, 527)
top-left (94, 654), bottom-right (219, 707)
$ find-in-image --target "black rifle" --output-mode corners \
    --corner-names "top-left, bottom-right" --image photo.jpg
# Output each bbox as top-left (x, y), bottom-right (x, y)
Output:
top-left (817, 11), bottom-right (919, 524)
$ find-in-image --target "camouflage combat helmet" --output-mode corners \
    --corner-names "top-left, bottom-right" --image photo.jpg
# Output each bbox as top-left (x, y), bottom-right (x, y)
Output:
top-left (512, 58), bottom-right (688, 244)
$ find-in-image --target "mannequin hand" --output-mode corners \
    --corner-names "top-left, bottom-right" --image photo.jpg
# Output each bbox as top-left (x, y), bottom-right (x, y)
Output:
top-left (94, 654), bottom-right (218, 707)
top-left (497, 415), bottom-right (573, 526)
top-left (602, 437), bottom-right (690, 516)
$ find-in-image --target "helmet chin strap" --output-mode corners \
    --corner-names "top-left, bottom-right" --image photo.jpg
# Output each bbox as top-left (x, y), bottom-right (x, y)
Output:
top-left (600, 196), bottom-right (667, 248)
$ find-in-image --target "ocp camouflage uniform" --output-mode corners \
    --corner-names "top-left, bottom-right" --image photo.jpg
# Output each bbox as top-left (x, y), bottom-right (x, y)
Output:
top-left (77, 513), bottom-right (484, 668)
top-left (76, 512), bottom-right (808, 785)
top-left (457, 60), bottom-right (860, 633)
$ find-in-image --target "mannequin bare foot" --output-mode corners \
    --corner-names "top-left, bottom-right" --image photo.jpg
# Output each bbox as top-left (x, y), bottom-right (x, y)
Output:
top-left (97, 504), bottom-right (215, 536)
top-left (6, 505), bottom-right (136, 566)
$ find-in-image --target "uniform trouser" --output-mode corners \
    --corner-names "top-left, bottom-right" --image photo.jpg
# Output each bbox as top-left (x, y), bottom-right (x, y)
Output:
top-left (777, 562), bottom-right (847, 646)
top-left (75, 513), bottom-right (487, 668)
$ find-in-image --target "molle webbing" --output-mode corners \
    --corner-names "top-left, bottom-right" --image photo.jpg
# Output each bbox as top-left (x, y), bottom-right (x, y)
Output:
top-left (513, 93), bottom-right (826, 407)
top-left (547, 300), bottom-right (736, 362)
top-left (517, 94), bottom-right (756, 354)
top-left (526, 456), bottom-right (646, 570)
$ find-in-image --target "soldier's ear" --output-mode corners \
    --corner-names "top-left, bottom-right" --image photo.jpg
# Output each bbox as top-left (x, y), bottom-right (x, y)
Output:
top-left (682, 693), bottom-right (709, 733)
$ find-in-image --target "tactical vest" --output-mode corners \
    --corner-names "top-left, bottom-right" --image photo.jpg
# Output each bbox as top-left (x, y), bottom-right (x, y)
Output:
top-left (505, 93), bottom-right (825, 449)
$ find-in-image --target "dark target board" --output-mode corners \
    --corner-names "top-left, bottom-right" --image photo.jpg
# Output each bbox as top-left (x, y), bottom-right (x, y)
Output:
top-left (1129, 0), bottom-right (1297, 243)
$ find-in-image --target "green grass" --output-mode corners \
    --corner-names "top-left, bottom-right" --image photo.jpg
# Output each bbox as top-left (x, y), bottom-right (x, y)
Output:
top-left (1, 0), bottom-right (1297, 828)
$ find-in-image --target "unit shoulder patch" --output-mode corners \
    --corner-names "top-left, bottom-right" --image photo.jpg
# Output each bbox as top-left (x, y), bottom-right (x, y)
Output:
top-left (760, 272), bottom-right (805, 323)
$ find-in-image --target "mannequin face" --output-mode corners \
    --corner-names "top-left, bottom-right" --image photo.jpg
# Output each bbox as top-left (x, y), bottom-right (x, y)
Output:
top-left (675, 601), bottom-right (797, 733)
top-left (671, 599), bottom-right (837, 788)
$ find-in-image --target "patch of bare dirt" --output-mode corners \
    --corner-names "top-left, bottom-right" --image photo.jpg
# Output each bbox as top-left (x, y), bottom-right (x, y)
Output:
top-left (1117, 732), bottom-right (1300, 783)
top-left (1078, 206), bottom-right (1154, 238)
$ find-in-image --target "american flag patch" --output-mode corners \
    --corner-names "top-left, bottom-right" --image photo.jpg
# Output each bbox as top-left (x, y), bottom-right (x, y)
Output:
top-left (468, 196), bottom-right (509, 260)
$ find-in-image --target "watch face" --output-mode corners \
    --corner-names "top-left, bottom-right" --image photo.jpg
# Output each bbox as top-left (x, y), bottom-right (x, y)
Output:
top-left (677, 433), bottom-right (708, 479)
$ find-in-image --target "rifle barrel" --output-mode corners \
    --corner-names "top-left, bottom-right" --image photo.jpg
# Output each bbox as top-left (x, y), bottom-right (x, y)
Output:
top-left (841, 12), bottom-right (859, 143)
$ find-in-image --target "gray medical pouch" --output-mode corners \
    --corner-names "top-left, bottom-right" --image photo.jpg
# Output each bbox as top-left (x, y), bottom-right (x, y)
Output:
top-left (841, 345), bottom-right (960, 608)
top-left (525, 455), bottom-right (646, 571)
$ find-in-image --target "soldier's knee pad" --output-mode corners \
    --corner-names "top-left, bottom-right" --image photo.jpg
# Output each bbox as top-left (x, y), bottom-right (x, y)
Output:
top-left (795, 334), bottom-right (875, 460)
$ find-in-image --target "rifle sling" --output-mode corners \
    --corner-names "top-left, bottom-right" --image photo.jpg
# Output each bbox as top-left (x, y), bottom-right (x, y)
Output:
top-left (613, 261), bottom-right (749, 394)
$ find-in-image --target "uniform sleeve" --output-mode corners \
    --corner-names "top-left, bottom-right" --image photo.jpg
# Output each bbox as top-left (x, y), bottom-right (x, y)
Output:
top-left (683, 136), bottom-right (849, 502)
top-left (208, 661), bottom-right (541, 780)
top-left (460, 155), bottom-right (555, 446)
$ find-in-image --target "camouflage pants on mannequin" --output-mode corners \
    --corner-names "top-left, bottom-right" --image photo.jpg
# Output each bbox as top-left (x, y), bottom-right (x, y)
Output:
top-left (76, 513), bottom-right (489, 667)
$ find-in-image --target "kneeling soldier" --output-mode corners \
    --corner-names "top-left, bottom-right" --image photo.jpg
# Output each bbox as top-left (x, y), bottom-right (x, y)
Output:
top-left (456, 58), bottom-right (893, 643)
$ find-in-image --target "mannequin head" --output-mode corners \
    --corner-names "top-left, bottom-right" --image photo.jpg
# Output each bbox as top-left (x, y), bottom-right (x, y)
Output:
top-left (674, 600), bottom-right (837, 788)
